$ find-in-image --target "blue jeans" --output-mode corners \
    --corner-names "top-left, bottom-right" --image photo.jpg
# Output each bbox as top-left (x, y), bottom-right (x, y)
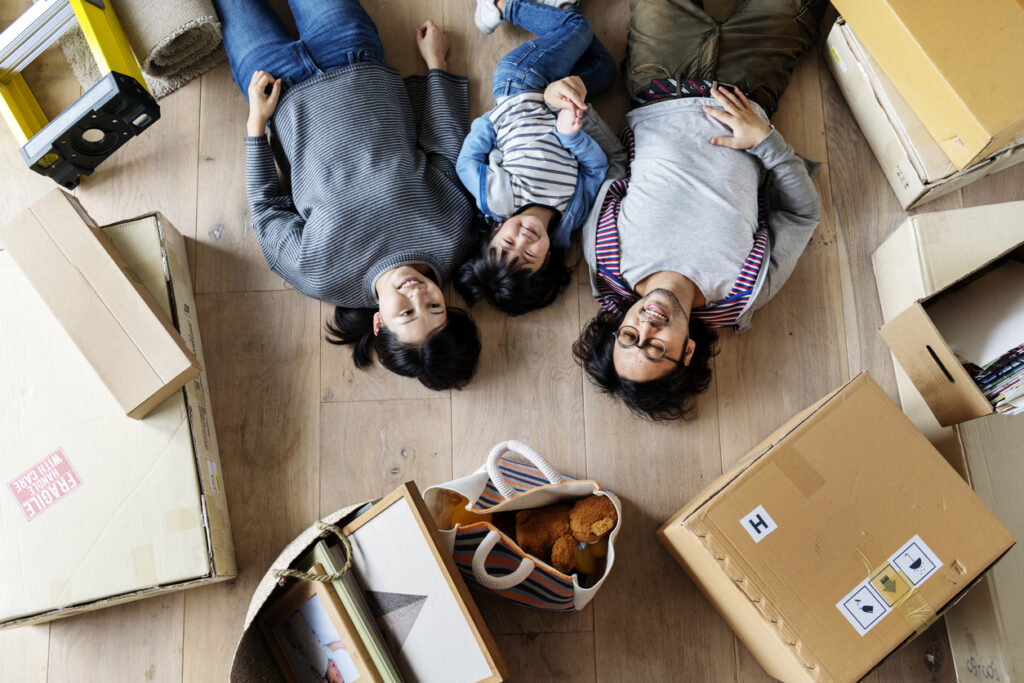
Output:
top-left (213, 0), bottom-right (385, 97)
top-left (492, 0), bottom-right (616, 103)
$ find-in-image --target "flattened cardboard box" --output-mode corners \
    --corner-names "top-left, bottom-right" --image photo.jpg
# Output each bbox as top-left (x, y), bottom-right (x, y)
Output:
top-left (875, 203), bottom-right (1024, 427)
top-left (944, 414), bottom-right (1024, 683)
top-left (0, 189), bottom-right (199, 419)
top-left (825, 19), bottom-right (1024, 210)
top-left (831, 0), bottom-right (1024, 170)
top-left (657, 374), bottom-right (1015, 683)
top-left (0, 213), bottom-right (236, 628)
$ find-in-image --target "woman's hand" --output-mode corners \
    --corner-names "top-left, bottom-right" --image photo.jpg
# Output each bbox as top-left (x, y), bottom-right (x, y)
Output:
top-left (703, 86), bottom-right (772, 150)
top-left (247, 70), bottom-right (281, 137)
top-left (556, 105), bottom-right (582, 135)
top-left (544, 76), bottom-right (587, 112)
top-left (417, 20), bottom-right (449, 71)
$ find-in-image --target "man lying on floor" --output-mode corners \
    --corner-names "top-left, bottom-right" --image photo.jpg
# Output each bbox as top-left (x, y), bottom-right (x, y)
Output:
top-left (573, 0), bottom-right (825, 420)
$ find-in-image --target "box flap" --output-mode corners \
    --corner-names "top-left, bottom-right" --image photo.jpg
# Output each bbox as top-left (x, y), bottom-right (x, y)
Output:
top-left (833, 0), bottom-right (1024, 169)
top-left (0, 190), bottom-right (199, 418)
top-left (879, 304), bottom-right (992, 426)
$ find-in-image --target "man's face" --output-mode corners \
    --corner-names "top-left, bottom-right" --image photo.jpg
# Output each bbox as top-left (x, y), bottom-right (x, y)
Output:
top-left (374, 265), bottom-right (447, 344)
top-left (489, 213), bottom-right (551, 274)
top-left (613, 289), bottom-right (696, 382)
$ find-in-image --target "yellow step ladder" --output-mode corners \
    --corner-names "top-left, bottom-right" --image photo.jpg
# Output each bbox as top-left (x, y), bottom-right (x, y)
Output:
top-left (0, 0), bottom-right (159, 188)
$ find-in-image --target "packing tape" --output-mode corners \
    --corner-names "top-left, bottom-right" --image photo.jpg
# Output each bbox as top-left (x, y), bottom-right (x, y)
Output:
top-left (164, 507), bottom-right (202, 534)
top-left (859, 548), bottom-right (938, 635)
top-left (131, 545), bottom-right (158, 586)
top-left (773, 446), bottom-right (825, 497)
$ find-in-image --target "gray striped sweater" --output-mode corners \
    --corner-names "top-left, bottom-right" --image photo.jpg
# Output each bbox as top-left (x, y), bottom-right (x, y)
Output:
top-left (245, 63), bottom-right (476, 308)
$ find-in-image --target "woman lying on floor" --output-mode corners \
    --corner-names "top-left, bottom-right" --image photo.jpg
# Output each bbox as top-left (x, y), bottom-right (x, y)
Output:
top-left (213, 0), bottom-right (480, 390)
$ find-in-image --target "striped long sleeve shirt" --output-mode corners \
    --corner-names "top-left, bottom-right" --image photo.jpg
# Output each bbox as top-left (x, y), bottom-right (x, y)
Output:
top-left (245, 63), bottom-right (477, 308)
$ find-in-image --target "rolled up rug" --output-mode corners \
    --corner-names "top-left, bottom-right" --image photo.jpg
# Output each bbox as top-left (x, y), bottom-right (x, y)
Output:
top-left (54, 0), bottom-right (226, 99)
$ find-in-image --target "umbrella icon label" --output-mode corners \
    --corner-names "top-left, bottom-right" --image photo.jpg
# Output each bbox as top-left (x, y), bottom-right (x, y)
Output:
top-left (889, 536), bottom-right (942, 587)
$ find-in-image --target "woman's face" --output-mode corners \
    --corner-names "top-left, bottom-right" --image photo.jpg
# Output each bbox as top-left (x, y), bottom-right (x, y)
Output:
top-left (489, 212), bottom-right (551, 274)
top-left (373, 265), bottom-right (447, 344)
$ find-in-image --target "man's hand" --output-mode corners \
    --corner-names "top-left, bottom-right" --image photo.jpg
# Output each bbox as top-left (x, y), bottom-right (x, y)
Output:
top-left (703, 86), bottom-right (772, 150)
top-left (543, 76), bottom-right (587, 112)
top-left (247, 70), bottom-right (281, 137)
top-left (556, 105), bottom-right (582, 135)
top-left (416, 20), bottom-right (449, 71)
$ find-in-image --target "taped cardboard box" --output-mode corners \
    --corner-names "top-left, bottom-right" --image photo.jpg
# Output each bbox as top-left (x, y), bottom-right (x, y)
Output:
top-left (875, 203), bottom-right (1024, 427)
top-left (0, 189), bottom-right (200, 419)
top-left (0, 212), bottom-right (236, 628)
top-left (831, 0), bottom-right (1024, 171)
top-left (943, 415), bottom-right (1024, 683)
top-left (657, 374), bottom-right (1015, 683)
top-left (825, 19), bottom-right (1024, 210)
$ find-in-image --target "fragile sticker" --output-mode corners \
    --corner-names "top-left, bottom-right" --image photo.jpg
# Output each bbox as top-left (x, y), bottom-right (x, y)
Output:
top-left (6, 448), bottom-right (83, 521)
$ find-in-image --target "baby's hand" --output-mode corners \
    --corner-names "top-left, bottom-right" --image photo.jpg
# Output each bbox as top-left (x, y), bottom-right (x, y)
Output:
top-left (544, 76), bottom-right (587, 112)
top-left (556, 105), bottom-right (582, 135)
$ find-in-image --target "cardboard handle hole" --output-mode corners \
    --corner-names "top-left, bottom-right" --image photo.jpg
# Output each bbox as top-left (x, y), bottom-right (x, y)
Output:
top-left (926, 345), bottom-right (955, 383)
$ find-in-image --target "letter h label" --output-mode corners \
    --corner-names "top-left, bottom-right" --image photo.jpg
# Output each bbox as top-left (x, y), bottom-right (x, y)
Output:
top-left (740, 505), bottom-right (778, 543)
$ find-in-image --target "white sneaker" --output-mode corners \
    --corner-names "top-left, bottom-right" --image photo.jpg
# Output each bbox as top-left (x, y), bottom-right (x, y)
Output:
top-left (475, 0), bottom-right (503, 33)
top-left (535, 0), bottom-right (581, 7)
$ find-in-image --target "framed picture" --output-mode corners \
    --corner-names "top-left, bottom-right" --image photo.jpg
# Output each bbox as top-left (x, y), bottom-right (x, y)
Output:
top-left (341, 482), bottom-right (507, 683)
top-left (258, 564), bottom-right (379, 683)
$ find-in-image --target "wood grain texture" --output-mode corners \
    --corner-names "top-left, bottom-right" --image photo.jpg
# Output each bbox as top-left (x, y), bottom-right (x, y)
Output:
top-left (0, 624), bottom-right (49, 683)
top-left (182, 290), bottom-right (322, 682)
top-left (494, 632), bottom-right (597, 682)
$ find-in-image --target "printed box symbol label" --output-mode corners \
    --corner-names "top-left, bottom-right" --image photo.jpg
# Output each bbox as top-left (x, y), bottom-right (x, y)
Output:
top-left (838, 583), bottom-right (891, 635)
top-left (869, 564), bottom-right (912, 606)
top-left (889, 536), bottom-right (942, 587)
top-left (740, 505), bottom-right (778, 543)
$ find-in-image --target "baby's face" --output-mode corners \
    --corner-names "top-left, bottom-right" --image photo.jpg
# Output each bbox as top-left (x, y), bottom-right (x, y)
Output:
top-left (489, 215), bottom-right (551, 273)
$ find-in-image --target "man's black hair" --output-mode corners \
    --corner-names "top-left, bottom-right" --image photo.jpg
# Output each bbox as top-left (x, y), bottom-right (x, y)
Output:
top-left (572, 307), bottom-right (718, 420)
top-left (326, 306), bottom-right (480, 390)
top-left (454, 205), bottom-right (573, 316)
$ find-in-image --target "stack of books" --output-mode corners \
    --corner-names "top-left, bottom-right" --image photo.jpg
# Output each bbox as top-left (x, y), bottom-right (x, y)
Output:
top-left (966, 342), bottom-right (1024, 414)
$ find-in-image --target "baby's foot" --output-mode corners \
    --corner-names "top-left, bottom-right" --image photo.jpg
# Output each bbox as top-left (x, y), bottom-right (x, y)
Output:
top-left (475, 0), bottom-right (503, 33)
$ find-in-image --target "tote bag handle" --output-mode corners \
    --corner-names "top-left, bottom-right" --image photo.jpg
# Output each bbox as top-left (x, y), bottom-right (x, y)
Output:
top-left (472, 530), bottom-right (536, 590)
top-left (486, 439), bottom-right (564, 500)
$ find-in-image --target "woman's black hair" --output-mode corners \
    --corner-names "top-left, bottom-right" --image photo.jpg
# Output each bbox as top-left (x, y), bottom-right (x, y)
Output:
top-left (572, 307), bottom-right (719, 420)
top-left (325, 306), bottom-right (480, 390)
top-left (454, 205), bottom-right (573, 316)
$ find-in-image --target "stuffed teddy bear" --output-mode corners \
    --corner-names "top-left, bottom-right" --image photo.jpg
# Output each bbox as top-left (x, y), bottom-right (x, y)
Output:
top-left (514, 495), bottom-right (617, 574)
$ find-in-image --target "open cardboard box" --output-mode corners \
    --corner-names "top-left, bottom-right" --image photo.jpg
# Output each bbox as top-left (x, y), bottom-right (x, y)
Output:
top-left (0, 211), bottom-right (235, 627)
top-left (657, 374), bottom-right (1015, 683)
top-left (824, 19), bottom-right (1024, 210)
top-left (831, 0), bottom-right (1024, 170)
top-left (877, 204), bottom-right (1024, 427)
top-left (943, 415), bottom-right (1024, 683)
top-left (0, 190), bottom-right (200, 419)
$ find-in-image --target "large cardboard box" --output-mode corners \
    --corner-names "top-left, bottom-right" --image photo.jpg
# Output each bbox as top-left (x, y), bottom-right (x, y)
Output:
top-left (943, 415), bottom-right (1024, 683)
top-left (831, 0), bottom-right (1024, 170)
top-left (825, 19), bottom-right (1024, 210)
top-left (0, 212), bottom-right (236, 628)
top-left (0, 190), bottom-right (200, 419)
top-left (875, 203), bottom-right (1024, 427)
top-left (657, 374), bottom-right (1015, 683)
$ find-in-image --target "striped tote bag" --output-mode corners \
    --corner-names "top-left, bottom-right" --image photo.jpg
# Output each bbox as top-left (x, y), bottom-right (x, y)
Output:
top-left (424, 440), bottom-right (621, 611)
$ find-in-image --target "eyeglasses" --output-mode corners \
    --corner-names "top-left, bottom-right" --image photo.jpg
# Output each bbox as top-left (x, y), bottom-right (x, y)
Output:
top-left (613, 325), bottom-right (682, 364)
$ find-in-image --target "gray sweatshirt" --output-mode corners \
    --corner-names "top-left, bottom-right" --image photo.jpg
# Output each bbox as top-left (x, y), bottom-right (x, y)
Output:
top-left (245, 64), bottom-right (476, 308)
top-left (582, 96), bottom-right (821, 331)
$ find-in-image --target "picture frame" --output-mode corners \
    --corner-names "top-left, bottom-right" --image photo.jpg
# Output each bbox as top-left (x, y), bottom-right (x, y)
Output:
top-left (340, 482), bottom-right (507, 683)
top-left (257, 563), bottom-right (379, 683)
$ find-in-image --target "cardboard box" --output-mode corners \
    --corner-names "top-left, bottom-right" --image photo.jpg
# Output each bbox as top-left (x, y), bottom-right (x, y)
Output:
top-left (0, 212), bottom-right (236, 628)
top-left (831, 0), bottom-right (1024, 170)
top-left (875, 204), bottom-right (1024, 427)
top-left (944, 415), bottom-right (1024, 683)
top-left (825, 19), bottom-right (1024, 210)
top-left (657, 374), bottom-right (1015, 683)
top-left (0, 190), bottom-right (200, 419)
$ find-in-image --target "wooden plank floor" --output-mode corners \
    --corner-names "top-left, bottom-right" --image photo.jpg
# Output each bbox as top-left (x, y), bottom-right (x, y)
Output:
top-left (4, 0), bottom-right (1021, 680)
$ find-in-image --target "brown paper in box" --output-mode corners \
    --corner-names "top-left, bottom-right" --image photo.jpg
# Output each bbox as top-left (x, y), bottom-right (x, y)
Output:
top-left (0, 189), bottom-right (199, 419)
top-left (657, 374), bottom-right (1015, 683)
